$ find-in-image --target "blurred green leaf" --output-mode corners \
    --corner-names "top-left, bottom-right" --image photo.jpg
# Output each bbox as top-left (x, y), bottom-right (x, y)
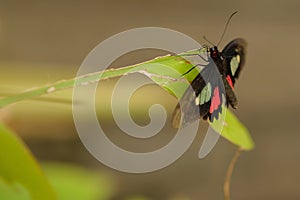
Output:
top-left (0, 180), bottom-right (31, 200)
top-left (0, 123), bottom-right (56, 200)
top-left (42, 162), bottom-right (114, 200)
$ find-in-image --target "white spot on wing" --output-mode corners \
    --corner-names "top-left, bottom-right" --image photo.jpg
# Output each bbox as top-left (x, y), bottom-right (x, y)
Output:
top-left (230, 56), bottom-right (239, 76)
top-left (236, 55), bottom-right (240, 63)
top-left (195, 97), bottom-right (200, 105)
top-left (199, 82), bottom-right (211, 105)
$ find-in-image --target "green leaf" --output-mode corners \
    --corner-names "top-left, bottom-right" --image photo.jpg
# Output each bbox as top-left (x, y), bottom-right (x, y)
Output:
top-left (0, 123), bottom-right (56, 200)
top-left (0, 49), bottom-right (254, 150)
top-left (0, 50), bottom-right (202, 108)
top-left (210, 106), bottom-right (254, 150)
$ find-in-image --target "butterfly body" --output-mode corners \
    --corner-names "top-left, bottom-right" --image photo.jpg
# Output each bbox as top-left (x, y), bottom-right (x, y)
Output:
top-left (172, 38), bottom-right (247, 128)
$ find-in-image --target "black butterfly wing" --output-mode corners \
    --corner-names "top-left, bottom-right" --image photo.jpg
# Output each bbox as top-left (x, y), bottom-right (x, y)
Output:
top-left (172, 58), bottom-right (226, 127)
top-left (171, 72), bottom-right (203, 128)
top-left (222, 38), bottom-right (247, 85)
top-left (200, 60), bottom-right (226, 122)
top-left (221, 38), bottom-right (247, 109)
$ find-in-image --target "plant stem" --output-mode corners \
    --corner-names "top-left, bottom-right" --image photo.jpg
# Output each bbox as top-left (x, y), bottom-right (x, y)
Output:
top-left (224, 147), bottom-right (242, 200)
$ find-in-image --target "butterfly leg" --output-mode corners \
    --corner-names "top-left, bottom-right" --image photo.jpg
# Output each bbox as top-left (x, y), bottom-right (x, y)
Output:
top-left (181, 64), bottom-right (206, 76)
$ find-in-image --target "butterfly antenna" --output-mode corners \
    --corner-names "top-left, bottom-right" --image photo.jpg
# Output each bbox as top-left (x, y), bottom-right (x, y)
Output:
top-left (217, 11), bottom-right (238, 47)
top-left (203, 36), bottom-right (215, 46)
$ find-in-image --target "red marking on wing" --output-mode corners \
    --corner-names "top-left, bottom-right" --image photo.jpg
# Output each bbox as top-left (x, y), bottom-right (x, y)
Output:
top-left (209, 87), bottom-right (221, 114)
top-left (226, 75), bottom-right (234, 89)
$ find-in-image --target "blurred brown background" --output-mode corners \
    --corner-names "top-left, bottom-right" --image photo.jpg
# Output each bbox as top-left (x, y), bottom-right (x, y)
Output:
top-left (1, 0), bottom-right (300, 200)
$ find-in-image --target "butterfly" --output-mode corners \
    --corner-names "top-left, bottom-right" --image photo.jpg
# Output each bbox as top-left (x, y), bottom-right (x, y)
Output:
top-left (172, 38), bottom-right (247, 128)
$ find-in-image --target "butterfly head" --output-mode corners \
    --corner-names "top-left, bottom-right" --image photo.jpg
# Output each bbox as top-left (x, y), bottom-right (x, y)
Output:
top-left (209, 46), bottom-right (219, 59)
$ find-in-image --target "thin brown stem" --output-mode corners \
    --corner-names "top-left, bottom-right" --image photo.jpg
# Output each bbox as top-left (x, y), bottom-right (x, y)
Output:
top-left (224, 147), bottom-right (243, 200)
